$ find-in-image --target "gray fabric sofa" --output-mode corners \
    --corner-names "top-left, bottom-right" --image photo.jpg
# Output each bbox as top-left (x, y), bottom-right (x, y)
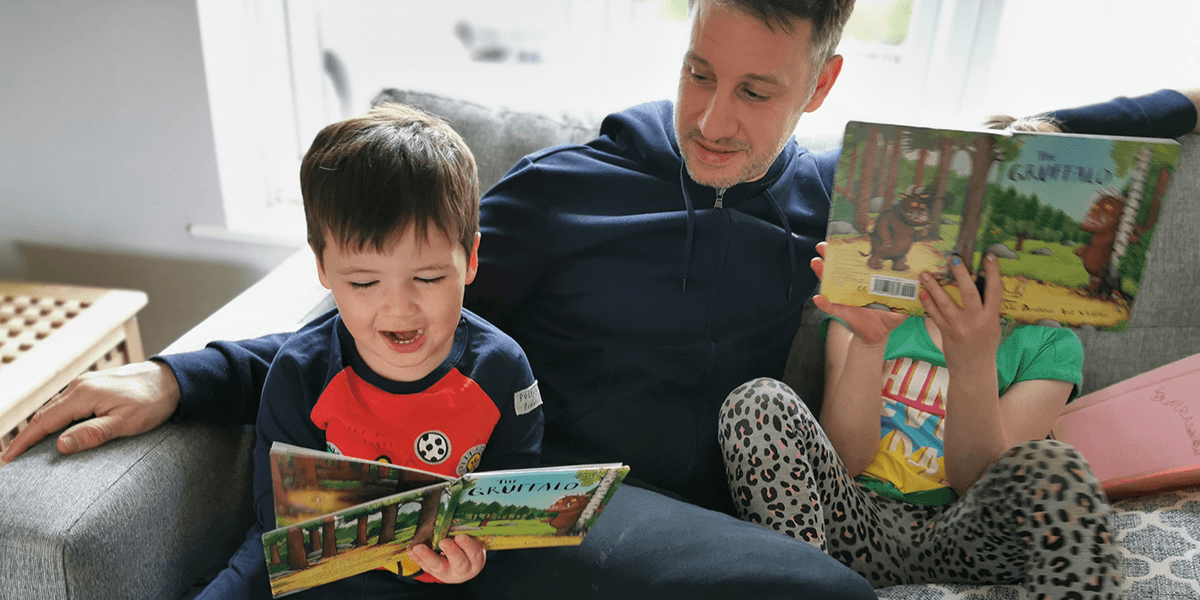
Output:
top-left (1, 90), bottom-right (1197, 599)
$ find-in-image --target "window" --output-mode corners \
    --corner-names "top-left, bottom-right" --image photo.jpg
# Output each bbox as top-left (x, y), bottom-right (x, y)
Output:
top-left (197, 0), bottom-right (692, 243)
top-left (195, 0), bottom-right (307, 244)
top-left (966, 0), bottom-right (1200, 120)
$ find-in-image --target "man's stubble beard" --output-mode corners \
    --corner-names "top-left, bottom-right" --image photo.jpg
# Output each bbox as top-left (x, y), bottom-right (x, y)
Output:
top-left (677, 124), bottom-right (795, 190)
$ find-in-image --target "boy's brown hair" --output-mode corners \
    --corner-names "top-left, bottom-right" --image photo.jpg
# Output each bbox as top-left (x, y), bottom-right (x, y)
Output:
top-left (301, 103), bottom-right (479, 262)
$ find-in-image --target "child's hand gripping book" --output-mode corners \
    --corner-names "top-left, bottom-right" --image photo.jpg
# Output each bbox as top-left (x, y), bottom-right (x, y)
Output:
top-left (261, 442), bottom-right (629, 597)
top-left (819, 121), bottom-right (1181, 330)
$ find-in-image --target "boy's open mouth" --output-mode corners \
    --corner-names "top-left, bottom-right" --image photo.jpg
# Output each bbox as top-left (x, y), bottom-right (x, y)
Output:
top-left (382, 329), bottom-right (425, 352)
top-left (384, 329), bottom-right (423, 344)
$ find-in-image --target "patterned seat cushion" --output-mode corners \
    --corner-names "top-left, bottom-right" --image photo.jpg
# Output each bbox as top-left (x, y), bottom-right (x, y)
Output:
top-left (875, 486), bottom-right (1200, 599)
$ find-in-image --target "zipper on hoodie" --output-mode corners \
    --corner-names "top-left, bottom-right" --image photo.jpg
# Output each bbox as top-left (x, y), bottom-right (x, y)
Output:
top-left (713, 188), bottom-right (727, 209)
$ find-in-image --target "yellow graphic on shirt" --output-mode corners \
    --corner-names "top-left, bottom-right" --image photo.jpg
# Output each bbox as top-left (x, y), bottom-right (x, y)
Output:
top-left (861, 357), bottom-right (952, 494)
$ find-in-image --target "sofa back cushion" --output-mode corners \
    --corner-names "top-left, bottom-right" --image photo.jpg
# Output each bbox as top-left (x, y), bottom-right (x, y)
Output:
top-left (372, 89), bottom-right (600, 193)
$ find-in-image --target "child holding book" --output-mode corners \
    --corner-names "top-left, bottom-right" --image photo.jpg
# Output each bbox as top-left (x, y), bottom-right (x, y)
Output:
top-left (718, 243), bottom-right (1117, 597)
top-left (195, 103), bottom-right (544, 599)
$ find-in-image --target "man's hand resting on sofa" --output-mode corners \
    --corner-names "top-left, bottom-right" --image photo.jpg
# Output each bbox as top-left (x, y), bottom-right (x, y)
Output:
top-left (1, 361), bottom-right (180, 464)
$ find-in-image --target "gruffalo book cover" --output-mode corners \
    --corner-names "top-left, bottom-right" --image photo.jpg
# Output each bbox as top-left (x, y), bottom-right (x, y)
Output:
top-left (820, 120), bottom-right (1181, 330)
top-left (261, 442), bottom-right (628, 597)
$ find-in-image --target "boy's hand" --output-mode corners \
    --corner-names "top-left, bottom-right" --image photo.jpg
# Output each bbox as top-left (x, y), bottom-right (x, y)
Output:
top-left (918, 253), bottom-right (1002, 367)
top-left (811, 242), bottom-right (907, 346)
top-left (408, 534), bottom-right (487, 584)
top-left (2, 361), bottom-right (180, 464)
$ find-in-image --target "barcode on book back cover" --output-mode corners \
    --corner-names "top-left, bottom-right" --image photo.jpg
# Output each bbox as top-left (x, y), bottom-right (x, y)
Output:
top-left (870, 275), bottom-right (919, 300)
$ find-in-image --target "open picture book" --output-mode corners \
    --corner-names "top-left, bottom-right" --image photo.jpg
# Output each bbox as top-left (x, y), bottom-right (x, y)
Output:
top-left (819, 120), bottom-right (1181, 330)
top-left (261, 442), bottom-right (629, 597)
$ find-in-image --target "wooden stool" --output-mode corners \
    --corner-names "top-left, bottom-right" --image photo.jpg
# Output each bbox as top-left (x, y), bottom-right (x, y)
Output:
top-left (0, 282), bottom-right (148, 453)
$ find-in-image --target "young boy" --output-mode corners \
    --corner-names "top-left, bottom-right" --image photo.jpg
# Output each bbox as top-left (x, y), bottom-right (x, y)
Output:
top-left (194, 103), bottom-right (544, 599)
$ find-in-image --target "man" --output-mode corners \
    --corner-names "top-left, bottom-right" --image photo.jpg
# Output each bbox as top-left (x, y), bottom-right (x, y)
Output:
top-left (7, 0), bottom-right (1199, 597)
top-left (464, 0), bottom-right (848, 518)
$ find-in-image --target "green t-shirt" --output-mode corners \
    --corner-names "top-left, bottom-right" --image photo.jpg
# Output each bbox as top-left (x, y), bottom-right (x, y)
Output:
top-left (824, 316), bottom-right (1083, 505)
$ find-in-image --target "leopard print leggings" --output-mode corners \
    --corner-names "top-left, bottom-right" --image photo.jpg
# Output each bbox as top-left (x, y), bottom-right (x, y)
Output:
top-left (718, 377), bottom-right (1122, 599)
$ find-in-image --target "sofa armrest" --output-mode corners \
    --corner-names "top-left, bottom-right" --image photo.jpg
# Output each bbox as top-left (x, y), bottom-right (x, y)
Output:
top-left (0, 423), bottom-right (254, 600)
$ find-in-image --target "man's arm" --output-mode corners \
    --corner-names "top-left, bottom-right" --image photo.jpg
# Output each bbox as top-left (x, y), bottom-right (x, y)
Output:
top-left (1, 333), bottom-right (288, 463)
top-left (1046, 88), bottom-right (1200, 138)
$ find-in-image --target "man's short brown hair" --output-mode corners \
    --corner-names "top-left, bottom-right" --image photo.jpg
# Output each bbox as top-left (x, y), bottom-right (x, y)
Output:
top-left (301, 103), bottom-right (479, 262)
top-left (699, 0), bottom-right (855, 86)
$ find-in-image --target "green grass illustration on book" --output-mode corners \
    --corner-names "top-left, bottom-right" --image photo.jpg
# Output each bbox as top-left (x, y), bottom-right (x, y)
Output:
top-left (261, 442), bottom-right (628, 597)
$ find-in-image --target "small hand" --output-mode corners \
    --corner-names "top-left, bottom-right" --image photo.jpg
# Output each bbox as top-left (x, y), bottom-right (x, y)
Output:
top-left (1, 361), bottom-right (181, 464)
top-left (408, 534), bottom-right (487, 584)
top-left (811, 241), bottom-right (907, 346)
top-left (918, 253), bottom-right (1003, 365)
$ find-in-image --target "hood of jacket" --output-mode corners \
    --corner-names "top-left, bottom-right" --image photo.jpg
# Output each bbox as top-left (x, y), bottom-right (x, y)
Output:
top-left (591, 100), bottom-right (824, 299)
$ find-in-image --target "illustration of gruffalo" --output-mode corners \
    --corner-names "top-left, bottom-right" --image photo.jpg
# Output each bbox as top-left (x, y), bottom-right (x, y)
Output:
top-left (1075, 188), bottom-right (1139, 295)
top-left (543, 493), bottom-right (590, 536)
top-left (861, 184), bottom-right (932, 270)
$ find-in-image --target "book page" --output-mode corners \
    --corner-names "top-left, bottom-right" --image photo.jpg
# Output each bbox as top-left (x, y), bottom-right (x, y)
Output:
top-left (450, 464), bottom-right (629, 550)
top-left (262, 483), bottom-right (447, 597)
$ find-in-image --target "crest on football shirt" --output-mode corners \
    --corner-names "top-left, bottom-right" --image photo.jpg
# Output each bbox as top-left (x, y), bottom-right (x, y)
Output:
top-left (457, 443), bottom-right (486, 476)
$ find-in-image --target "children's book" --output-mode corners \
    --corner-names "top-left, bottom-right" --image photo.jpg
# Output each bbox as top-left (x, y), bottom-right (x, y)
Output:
top-left (261, 442), bottom-right (629, 597)
top-left (1049, 352), bottom-right (1200, 498)
top-left (820, 121), bottom-right (1181, 330)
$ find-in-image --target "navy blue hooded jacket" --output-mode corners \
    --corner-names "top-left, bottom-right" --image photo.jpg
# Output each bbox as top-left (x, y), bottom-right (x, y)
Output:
top-left (464, 100), bottom-right (835, 513)
top-left (164, 90), bottom-right (1198, 517)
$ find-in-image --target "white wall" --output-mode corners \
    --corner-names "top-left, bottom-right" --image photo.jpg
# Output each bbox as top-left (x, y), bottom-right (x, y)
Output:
top-left (0, 0), bottom-right (300, 355)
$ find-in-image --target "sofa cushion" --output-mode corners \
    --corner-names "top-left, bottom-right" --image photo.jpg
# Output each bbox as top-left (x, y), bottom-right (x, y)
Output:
top-left (371, 89), bottom-right (600, 193)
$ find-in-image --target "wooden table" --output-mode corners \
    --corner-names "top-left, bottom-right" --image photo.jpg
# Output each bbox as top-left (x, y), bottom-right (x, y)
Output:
top-left (0, 282), bottom-right (148, 453)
